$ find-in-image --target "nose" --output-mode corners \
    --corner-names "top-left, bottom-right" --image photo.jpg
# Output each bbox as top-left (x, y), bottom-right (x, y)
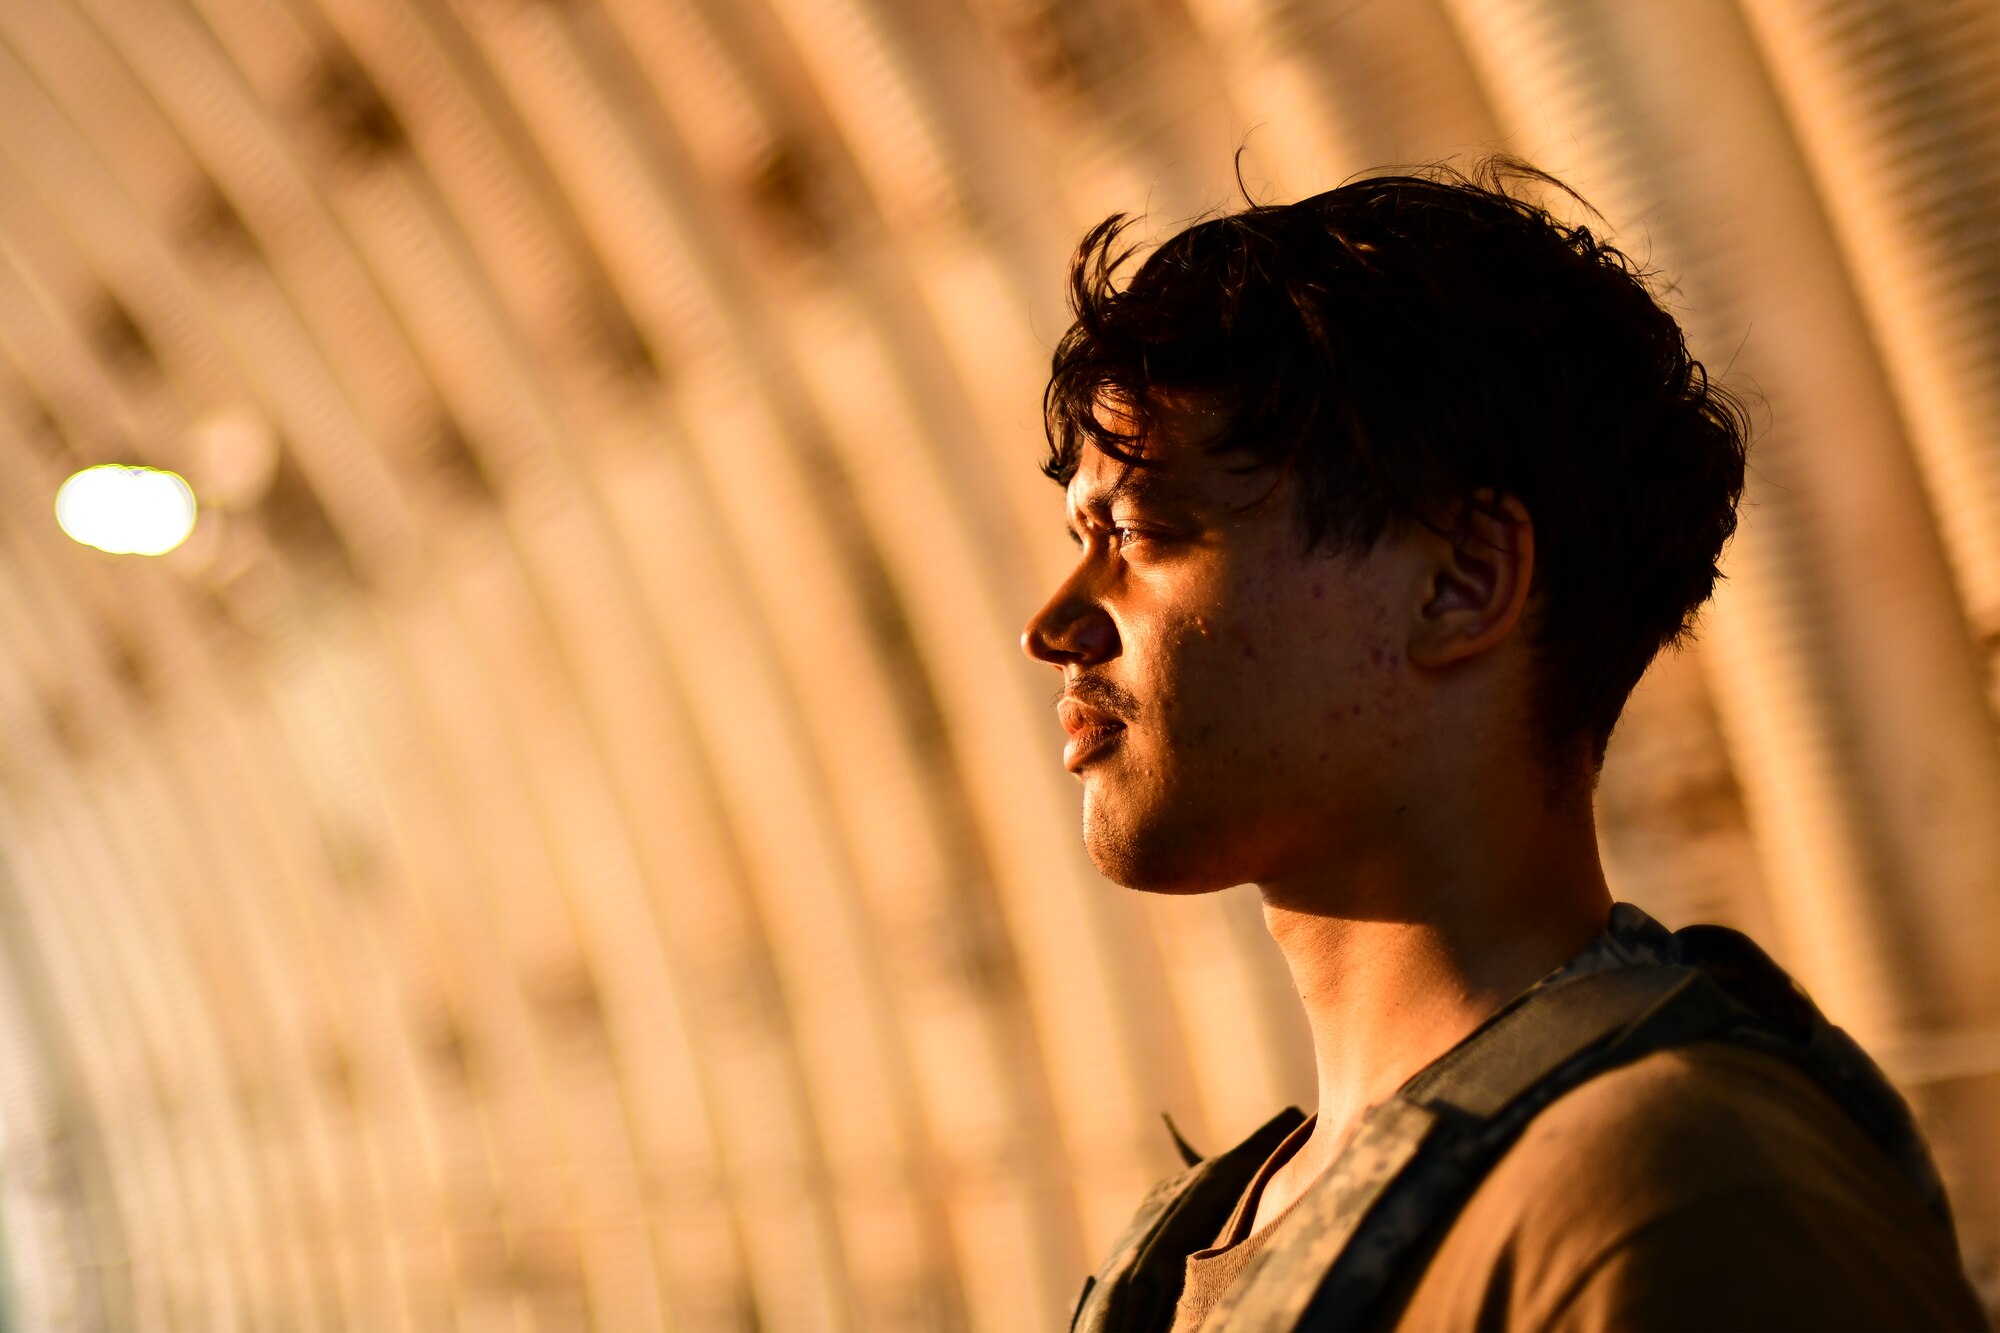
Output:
top-left (1021, 577), bottom-right (1118, 666)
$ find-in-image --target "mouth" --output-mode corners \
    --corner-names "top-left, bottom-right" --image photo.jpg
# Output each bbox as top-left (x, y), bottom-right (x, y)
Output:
top-left (1063, 721), bottom-right (1126, 773)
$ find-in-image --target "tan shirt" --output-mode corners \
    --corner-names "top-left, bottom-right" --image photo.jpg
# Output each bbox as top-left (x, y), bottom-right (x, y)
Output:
top-left (1172, 1042), bottom-right (1989, 1331)
top-left (1170, 1113), bottom-right (1318, 1333)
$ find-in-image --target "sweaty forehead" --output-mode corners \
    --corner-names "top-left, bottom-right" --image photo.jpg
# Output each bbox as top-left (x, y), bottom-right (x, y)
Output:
top-left (1064, 425), bottom-right (1275, 514)
top-left (1061, 451), bottom-right (1208, 537)
top-left (1066, 459), bottom-right (1189, 513)
top-left (1062, 393), bottom-right (1275, 537)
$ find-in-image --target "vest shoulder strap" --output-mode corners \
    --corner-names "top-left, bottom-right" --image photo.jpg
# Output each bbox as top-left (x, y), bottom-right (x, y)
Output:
top-left (1206, 962), bottom-right (1710, 1333)
top-left (1211, 923), bottom-right (1954, 1332)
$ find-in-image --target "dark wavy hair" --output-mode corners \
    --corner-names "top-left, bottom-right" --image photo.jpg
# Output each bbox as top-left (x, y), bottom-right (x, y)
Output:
top-left (1042, 156), bottom-right (1751, 791)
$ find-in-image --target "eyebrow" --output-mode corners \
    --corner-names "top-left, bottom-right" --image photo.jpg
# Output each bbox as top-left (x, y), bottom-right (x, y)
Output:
top-left (1065, 469), bottom-right (1183, 546)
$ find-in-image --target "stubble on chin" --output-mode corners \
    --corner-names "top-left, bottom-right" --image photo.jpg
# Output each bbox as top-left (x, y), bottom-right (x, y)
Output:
top-left (1080, 783), bottom-right (1219, 895)
top-left (1079, 789), bottom-right (1142, 886)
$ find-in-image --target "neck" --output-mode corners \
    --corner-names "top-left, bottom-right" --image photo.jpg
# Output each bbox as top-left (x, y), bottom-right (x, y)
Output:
top-left (1256, 796), bottom-right (1614, 1177)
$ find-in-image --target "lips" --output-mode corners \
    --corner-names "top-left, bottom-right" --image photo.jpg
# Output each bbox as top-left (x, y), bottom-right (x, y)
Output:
top-left (1059, 698), bottom-right (1126, 772)
top-left (1058, 698), bottom-right (1124, 737)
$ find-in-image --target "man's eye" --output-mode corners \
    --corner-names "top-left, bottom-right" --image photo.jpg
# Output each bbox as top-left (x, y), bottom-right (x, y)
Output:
top-left (1111, 525), bottom-right (1174, 554)
top-left (1072, 521), bottom-right (1162, 552)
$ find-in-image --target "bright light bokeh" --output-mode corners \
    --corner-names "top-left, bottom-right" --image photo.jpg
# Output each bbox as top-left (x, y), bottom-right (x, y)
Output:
top-left (55, 464), bottom-right (198, 555)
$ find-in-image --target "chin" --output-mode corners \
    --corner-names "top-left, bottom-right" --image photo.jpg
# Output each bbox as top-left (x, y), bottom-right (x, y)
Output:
top-left (1081, 797), bottom-right (1239, 895)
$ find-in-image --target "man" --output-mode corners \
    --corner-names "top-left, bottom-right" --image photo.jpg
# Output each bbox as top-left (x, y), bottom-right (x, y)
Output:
top-left (1021, 160), bottom-right (1989, 1331)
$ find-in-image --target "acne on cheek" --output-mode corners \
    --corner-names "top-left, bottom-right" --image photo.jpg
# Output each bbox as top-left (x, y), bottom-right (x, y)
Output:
top-left (1336, 629), bottom-right (1404, 726)
top-left (1350, 626), bottom-right (1395, 677)
top-left (1191, 611), bottom-right (1255, 659)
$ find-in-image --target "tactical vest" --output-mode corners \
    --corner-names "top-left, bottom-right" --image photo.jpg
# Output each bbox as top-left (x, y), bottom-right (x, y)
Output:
top-left (1070, 904), bottom-right (1960, 1333)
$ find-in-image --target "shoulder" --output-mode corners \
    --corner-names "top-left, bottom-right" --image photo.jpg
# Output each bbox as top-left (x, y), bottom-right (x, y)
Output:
top-left (1488, 1040), bottom-right (1889, 1208)
top-left (1391, 1041), bottom-right (1989, 1331)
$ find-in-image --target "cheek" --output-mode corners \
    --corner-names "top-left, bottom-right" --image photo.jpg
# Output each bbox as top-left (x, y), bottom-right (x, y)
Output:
top-left (1158, 612), bottom-right (1219, 688)
top-left (1342, 607), bottom-right (1408, 731)
top-left (1147, 571), bottom-right (1407, 751)
top-left (1265, 596), bottom-right (1406, 742)
top-left (1134, 610), bottom-right (1231, 733)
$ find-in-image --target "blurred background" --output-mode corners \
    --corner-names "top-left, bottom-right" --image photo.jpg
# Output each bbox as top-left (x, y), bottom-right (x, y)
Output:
top-left (0, 0), bottom-right (1996, 1328)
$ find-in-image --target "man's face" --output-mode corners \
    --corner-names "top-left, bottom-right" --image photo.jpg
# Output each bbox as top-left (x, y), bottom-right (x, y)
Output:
top-left (1022, 401), bottom-right (1429, 896)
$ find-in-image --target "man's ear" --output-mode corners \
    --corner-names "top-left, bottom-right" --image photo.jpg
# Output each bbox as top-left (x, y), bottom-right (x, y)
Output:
top-left (1407, 488), bottom-right (1536, 669)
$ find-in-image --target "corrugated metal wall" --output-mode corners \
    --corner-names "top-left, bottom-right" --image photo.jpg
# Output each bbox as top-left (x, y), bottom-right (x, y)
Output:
top-left (0, 0), bottom-right (1992, 1328)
